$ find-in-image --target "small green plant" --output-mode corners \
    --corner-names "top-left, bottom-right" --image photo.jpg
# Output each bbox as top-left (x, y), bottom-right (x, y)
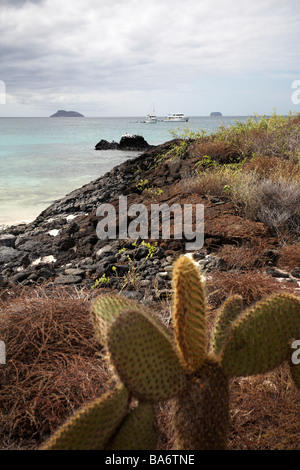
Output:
top-left (150, 151), bottom-right (166, 170)
top-left (196, 155), bottom-right (220, 170)
top-left (135, 178), bottom-right (149, 191)
top-left (168, 125), bottom-right (207, 141)
top-left (43, 256), bottom-right (300, 450)
top-left (91, 273), bottom-right (110, 289)
top-left (165, 140), bottom-right (188, 158)
top-left (144, 186), bottom-right (164, 200)
top-left (141, 240), bottom-right (157, 258)
top-left (121, 240), bottom-right (158, 290)
top-left (223, 184), bottom-right (231, 195)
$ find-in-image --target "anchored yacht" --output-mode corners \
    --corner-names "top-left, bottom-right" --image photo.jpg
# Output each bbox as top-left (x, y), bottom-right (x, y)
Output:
top-left (145, 114), bottom-right (157, 123)
top-left (164, 113), bottom-right (189, 122)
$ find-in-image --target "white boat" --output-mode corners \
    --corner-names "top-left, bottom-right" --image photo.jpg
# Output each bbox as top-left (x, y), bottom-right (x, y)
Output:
top-left (145, 114), bottom-right (157, 123)
top-left (164, 113), bottom-right (189, 122)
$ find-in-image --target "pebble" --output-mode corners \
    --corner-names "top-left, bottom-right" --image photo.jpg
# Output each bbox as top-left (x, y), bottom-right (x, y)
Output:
top-left (0, 234), bottom-right (16, 248)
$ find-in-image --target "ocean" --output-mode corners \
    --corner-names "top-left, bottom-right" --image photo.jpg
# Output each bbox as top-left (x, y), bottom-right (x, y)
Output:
top-left (0, 116), bottom-right (248, 227)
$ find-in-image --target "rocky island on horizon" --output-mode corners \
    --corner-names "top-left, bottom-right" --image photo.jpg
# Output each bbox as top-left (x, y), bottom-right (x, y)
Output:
top-left (50, 110), bottom-right (84, 117)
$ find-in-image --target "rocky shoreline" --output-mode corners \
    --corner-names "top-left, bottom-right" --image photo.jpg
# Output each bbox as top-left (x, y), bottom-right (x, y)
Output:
top-left (0, 139), bottom-right (181, 301)
top-left (1, 137), bottom-right (299, 303)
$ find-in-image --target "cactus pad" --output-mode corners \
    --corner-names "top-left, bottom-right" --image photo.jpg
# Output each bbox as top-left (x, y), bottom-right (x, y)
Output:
top-left (107, 308), bottom-right (187, 402)
top-left (108, 402), bottom-right (157, 450)
top-left (212, 295), bottom-right (243, 356)
top-left (91, 294), bottom-right (145, 344)
top-left (41, 384), bottom-right (129, 450)
top-left (221, 293), bottom-right (300, 377)
top-left (172, 255), bottom-right (207, 371)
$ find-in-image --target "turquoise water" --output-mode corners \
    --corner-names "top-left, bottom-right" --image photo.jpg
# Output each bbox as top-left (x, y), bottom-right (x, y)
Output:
top-left (0, 116), bottom-right (247, 226)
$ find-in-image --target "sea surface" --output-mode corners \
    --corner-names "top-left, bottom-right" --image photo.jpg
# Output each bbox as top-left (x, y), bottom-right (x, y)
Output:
top-left (0, 116), bottom-right (248, 226)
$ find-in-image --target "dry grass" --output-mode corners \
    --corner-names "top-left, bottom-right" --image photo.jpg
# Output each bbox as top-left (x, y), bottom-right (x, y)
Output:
top-left (189, 165), bottom-right (300, 240)
top-left (205, 270), bottom-right (297, 308)
top-left (189, 140), bottom-right (240, 164)
top-left (0, 286), bottom-right (111, 449)
top-left (253, 180), bottom-right (300, 236)
top-left (214, 114), bottom-right (300, 160)
top-left (228, 366), bottom-right (300, 450)
top-left (243, 154), bottom-right (300, 182)
top-left (186, 171), bottom-right (227, 197)
top-left (277, 244), bottom-right (300, 270)
top-left (183, 117), bottom-right (300, 241)
top-left (216, 241), bottom-right (270, 270)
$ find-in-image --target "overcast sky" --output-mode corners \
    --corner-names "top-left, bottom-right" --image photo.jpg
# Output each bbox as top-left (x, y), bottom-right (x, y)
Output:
top-left (0, 0), bottom-right (299, 117)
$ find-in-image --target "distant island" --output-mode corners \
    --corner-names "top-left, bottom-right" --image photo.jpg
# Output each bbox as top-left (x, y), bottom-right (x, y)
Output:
top-left (50, 110), bottom-right (84, 117)
top-left (210, 112), bottom-right (222, 116)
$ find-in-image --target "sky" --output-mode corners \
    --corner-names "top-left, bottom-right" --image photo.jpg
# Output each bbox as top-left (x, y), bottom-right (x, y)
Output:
top-left (0, 0), bottom-right (299, 117)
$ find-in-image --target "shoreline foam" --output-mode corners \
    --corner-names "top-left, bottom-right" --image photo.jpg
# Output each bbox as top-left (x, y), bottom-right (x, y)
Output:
top-left (0, 219), bottom-right (34, 232)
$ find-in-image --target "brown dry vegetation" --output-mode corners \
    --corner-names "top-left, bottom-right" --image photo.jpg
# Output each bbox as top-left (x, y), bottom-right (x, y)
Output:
top-left (227, 367), bottom-right (300, 450)
top-left (215, 240), bottom-right (270, 270)
top-left (277, 244), bottom-right (300, 270)
top-left (188, 140), bottom-right (241, 164)
top-left (204, 271), bottom-right (297, 309)
top-left (0, 286), bottom-right (112, 449)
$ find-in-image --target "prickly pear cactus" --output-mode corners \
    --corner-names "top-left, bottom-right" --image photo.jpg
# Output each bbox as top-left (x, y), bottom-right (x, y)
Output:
top-left (42, 255), bottom-right (300, 451)
top-left (172, 255), bottom-right (207, 371)
top-left (171, 359), bottom-right (229, 450)
top-left (170, 256), bottom-right (230, 449)
top-left (219, 293), bottom-right (300, 376)
top-left (170, 256), bottom-right (300, 449)
top-left (42, 384), bottom-right (129, 450)
top-left (42, 295), bottom-right (162, 451)
top-left (106, 307), bottom-right (187, 402)
top-left (212, 294), bottom-right (243, 356)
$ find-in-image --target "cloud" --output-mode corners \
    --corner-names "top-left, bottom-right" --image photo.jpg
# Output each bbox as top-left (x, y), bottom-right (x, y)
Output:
top-left (0, 0), bottom-right (44, 7)
top-left (0, 0), bottom-right (300, 115)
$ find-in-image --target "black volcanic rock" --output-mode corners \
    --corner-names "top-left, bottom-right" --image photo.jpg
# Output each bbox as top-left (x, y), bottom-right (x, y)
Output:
top-left (95, 134), bottom-right (151, 151)
top-left (119, 135), bottom-right (150, 150)
top-left (50, 110), bottom-right (84, 117)
top-left (95, 139), bottom-right (119, 150)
